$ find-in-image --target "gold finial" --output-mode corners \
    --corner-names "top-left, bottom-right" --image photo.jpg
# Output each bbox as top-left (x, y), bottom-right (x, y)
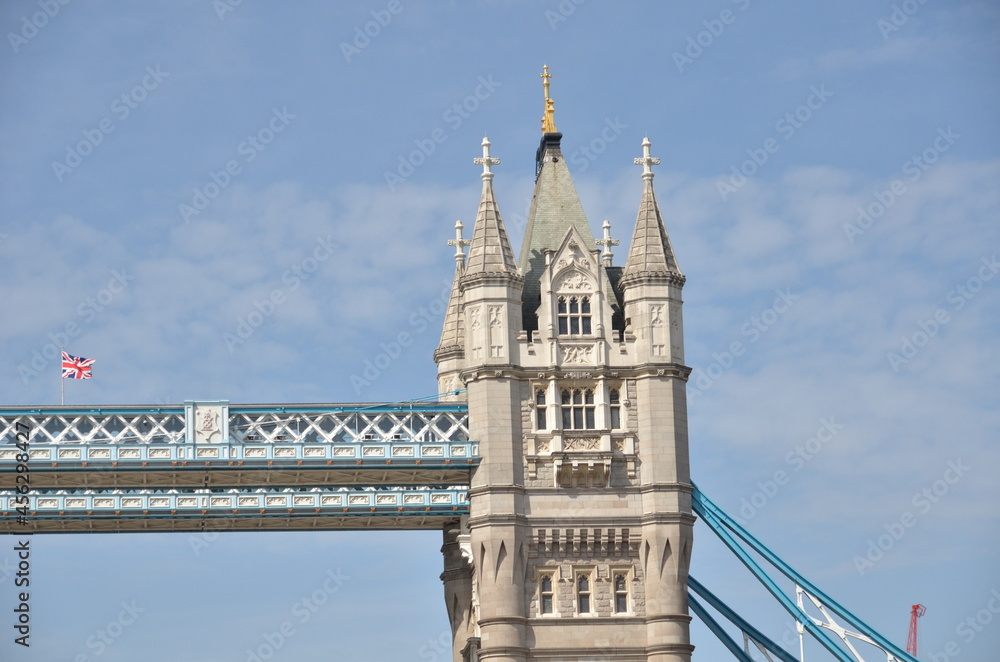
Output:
top-left (540, 65), bottom-right (558, 134)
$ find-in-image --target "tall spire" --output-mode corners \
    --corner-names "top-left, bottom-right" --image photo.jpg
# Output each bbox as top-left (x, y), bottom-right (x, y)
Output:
top-left (622, 137), bottom-right (684, 284)
top-left (540, 65), bottom-right (558, 134)
top-left (463, 137), bottom-right (520, 279)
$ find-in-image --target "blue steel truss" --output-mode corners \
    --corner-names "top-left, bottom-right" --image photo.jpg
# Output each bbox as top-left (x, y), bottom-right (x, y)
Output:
top-left (2, 487), bottom-right (468, 520)
top-left (0, 401), bottom-right (469, 446)
top-left (691, 485), bottom-right (917, 662)
top-left (0, 400), bottom-right (474, 533)
top-left (689, 576), bottom-right (799, 662)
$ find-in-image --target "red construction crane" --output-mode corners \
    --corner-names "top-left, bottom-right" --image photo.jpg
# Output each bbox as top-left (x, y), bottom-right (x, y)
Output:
top-left (907, 604), bottom-right (927, 656)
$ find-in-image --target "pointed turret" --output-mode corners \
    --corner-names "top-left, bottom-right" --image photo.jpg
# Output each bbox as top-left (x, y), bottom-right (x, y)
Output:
top-left (437, 219), bottom-right (468, 355)
top-left (621, 137), bottom-right (684, 286)
top-left (435, 221), bottom-right (468, 400)
top-left (462, 137), bottom-right (520, 281)
top-left (455, 137), bottom-right (522, 369)
top-left (621, 136), bottom-right (686, 366)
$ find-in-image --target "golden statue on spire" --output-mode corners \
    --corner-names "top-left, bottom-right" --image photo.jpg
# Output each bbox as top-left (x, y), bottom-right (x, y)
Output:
top-left (540, 65), bottom-right (558, 134)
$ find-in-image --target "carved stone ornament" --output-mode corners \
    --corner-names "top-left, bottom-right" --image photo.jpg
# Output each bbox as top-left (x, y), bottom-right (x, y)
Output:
top-left (199, 411), bottom-right (218, 432)
top-left (561, 344), bottom-right (595, 365)
top-left (189, 402), bottom-right (227, 444)
top-left (564, 437), bottom-right (600, 451)
top-left (558, 270), bottom-right (591, 291)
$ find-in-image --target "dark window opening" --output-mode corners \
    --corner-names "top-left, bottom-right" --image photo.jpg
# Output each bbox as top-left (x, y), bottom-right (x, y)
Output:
top-left (609, 388), bottom-right (621, 429)
top-left (558, 296), bottom-right (591, 336)
top-left (577, 574), bottom-right (591, 613)
top-left (561, 389), bottom-right (595, 430)
top-left (614, 574), bottom-right (628, 613)
top-left (535, 389), bottom-right (547, 430)
top-left (540, 575), bottom-right (554, 614)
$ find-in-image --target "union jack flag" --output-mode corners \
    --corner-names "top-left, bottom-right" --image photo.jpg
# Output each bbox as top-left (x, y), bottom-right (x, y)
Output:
top-left (61, 351), bottom-right (94, 379)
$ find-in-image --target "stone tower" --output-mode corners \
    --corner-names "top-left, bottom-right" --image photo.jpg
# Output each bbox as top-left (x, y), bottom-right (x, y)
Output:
top-left (437, 69), bottom-right (694, 662)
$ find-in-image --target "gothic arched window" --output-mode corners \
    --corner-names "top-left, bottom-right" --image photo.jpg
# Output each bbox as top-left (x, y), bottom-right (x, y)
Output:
top-left (539, 574), bottom-right (554, 614)
top-left (576, 573), bottom-right (591, 614)
top-left (609, 388), bottom-right (621, 429)
top-left (535, 389), bottom-right (547, 430)
top-left (613, 574), bottom-right (629, 613)
top-left (557, 296), bottom-right (592, 336)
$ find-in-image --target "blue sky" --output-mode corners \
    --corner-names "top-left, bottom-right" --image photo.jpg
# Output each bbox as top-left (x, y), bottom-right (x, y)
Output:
top-left (1, 1), bottom-right (998, 660)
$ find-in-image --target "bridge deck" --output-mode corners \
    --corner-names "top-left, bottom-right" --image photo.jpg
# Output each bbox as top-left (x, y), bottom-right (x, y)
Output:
top-left (0, 441), bottom-right (477, 489)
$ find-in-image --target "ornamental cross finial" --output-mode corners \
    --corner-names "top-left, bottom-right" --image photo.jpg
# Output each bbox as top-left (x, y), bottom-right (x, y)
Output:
top-left (634, 136), bottom-right (660, 178)
top-left (596, 219), bottom-right (619, 267)
top-left (540, 65), bottom-right (558, 134)
top-left (448, 219), bottom-right (471, 262)
top-left (473, 136), bottom-right (500, 180)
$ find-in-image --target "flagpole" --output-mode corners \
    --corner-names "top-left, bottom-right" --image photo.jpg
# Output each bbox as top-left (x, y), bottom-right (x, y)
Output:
top-left (60, 346), bottom-right (65, 406)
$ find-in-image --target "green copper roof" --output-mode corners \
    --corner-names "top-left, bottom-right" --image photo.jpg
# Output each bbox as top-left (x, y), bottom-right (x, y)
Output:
top-left (518, 133), bottom-right (611, 331)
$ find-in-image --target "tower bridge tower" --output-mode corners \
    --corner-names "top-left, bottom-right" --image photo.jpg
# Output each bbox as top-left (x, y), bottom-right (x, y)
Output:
top-left (436, 68), bottom-right (694, 662)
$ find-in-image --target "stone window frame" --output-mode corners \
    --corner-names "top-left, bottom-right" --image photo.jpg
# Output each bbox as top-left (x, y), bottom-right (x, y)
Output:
top-left (532, 380), bottom-right (626, 434)
top-left (609, 565), bottom-right (634, 615)
top-left (573, 566), bottom-right (596, 617)
top-left (535, 569), bottom-right (557, 617)
top-left (608, 386), bottom-right (622, 430)
top-left (534, 388), bottom-right (547, 430)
